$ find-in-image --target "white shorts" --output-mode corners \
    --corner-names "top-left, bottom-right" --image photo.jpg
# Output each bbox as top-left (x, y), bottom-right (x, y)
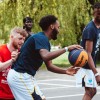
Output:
top-left (75, 68), bottom-right (97, 87)
top-left (7, 69), bottom-right (45, 100)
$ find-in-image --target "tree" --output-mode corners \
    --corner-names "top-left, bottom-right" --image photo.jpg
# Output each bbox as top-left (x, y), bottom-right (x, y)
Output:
top-left (0, 0), bottom-right (100, 56)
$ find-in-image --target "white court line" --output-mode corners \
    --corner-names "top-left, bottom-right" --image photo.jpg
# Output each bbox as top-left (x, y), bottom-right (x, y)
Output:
top-left (40, 86), bottom-right (100, 90)
top-left (40, 86), bottom-right (76, 90)
top-left (38, 79), bottom-right (100, 99)
top-left (37, 79), bottom-right (100, 90)
top-left (37, 79), bottom-right (75, 82)
top-left (38, 83), bottom-right (74, 87)
top-left (46, 92), bottom-right (100, 99)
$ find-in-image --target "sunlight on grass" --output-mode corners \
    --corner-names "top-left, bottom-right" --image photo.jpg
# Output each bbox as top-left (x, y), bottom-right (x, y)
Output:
top-left (52, 52), bottom-right (69, 64)
top-left (41, 50), bottom-right (71, 69)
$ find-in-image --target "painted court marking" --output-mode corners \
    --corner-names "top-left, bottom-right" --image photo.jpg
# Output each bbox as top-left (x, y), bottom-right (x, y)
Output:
top-left (46, 92), bottom-right (100, 99)
top-left (37, 79), bottom-right (100, 99)
top-left (37, 79), bottom-right (75, 82)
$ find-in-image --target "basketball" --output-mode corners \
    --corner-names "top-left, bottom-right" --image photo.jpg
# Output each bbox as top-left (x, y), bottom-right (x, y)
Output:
top-left (68, 49), bottom-right (88, 67)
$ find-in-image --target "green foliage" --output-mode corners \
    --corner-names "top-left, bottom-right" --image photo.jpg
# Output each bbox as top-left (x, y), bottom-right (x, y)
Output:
top-left (0, 0), bottom-right (98, 46)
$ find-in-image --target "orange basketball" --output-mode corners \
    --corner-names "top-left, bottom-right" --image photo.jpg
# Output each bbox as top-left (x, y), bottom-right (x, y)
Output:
top-left (68, 49), bottom-right (88, 67)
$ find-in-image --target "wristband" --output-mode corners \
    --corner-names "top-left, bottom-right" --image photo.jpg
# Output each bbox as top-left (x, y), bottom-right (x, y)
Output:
top-left (95, 72), bottom-right (100, 77)
top-left (64, 47), bottom-right (68, 52)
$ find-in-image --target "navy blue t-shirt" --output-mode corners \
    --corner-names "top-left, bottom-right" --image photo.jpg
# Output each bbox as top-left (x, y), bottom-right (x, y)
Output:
top-left (81, 21), bottom-right (100, 69)
top-left (12, 32), bottom-right (51, 76)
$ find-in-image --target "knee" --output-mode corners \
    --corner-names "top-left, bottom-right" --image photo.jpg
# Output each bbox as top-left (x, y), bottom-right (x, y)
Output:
top-left (92, 88), bottom-right (97, 96)
top-left (92, 89), bottom-right (97, 96)
top-left (86, 88), bottom-right (97, 98)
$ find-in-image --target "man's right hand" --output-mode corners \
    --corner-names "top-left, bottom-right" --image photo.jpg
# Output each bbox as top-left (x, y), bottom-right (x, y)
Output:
top-left (11, 50), bottom-right (19, 62)
top-left (67, 45), bottom-right (83, 51)
top-left (66, 66), bottom-right (80, 76)
top-left (96, 75), bottom-right (100, 86)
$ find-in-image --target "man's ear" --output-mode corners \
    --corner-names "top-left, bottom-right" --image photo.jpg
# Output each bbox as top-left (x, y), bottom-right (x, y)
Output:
top-left (10, 35), bottom-right (13, 38)
top-left (50, 24), bottom-right (54, 29)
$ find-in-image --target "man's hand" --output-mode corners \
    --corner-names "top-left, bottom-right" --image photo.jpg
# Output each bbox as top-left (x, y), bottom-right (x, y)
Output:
top-left (66, 66), bottom-right (80, 76)
top-left (11, 50), bottom-right (19, 62)
top-left (95, 75), bottom-right (100, 86)
top-left (67, 45), bottom-right (83, 51)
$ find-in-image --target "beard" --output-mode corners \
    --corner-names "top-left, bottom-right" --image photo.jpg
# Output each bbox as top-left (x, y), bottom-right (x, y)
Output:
top-left (25, 25), bottom-right (32, 30)
top-left (12, 41), bottom-right (21, 49)
top-left (51, 28), bottom-right (59, 40)
top-left (95, 16), bottom-right (100, 23)
top-left (94, 11), bottom-right (100, 23)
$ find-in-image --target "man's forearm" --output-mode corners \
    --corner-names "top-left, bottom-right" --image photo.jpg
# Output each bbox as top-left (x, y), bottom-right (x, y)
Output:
top-left (0, 59), bottom-right (13, 72)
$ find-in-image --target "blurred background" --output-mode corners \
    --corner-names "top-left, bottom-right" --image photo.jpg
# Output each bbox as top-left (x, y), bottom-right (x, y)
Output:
top-left (0, 0), bottom-right (100, 65)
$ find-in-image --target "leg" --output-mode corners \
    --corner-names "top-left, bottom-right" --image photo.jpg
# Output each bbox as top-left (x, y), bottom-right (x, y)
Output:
top-left (82, 87), bottom-right (97, 100)
top-left (31, 79), bottom-right (46, 100)
top-left (7, 69), bottom-right (46, 100)
top-left (32, 89), bottom-right (46, 100)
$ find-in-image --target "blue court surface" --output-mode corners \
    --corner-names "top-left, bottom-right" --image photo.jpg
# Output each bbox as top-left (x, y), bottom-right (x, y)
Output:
top-left (35, 69), bottom-right (100, 100)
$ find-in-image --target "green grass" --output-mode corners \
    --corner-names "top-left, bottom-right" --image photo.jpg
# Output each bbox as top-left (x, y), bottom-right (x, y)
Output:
top-left (97, 61), bottom-right (100, 67)
top-left (41, 51), bottom-right (71, 69)
top-left (52, 52), bottom-right (71, 67)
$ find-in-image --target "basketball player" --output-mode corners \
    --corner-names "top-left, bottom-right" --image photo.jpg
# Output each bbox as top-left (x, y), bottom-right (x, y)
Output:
top-left (0, 27), bottom-right (27, 100)
top-left (75, 2), bottom-right (100, 100)
top-left (7, 15), bottom-right (82, 100)
top-left (23, 17), bottom-right (34, 41)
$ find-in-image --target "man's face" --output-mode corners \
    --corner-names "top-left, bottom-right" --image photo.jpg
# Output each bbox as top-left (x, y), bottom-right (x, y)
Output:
top-left (51, 20), bottom-right (60, 40)
top-left (11, 34), bottom-right (25, 49)
top-left (24, 20), bottom-right (33, 30)
top-left (93, 7), bottom-right (100, 23)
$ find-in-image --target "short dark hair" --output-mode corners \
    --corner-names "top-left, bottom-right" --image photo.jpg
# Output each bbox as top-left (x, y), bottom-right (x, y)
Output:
top-left (23, 17), bottom-right (33, 23)
top-left (39, 15), bottom-right (58, 31)
top-left (93, 2), bottom-right (100, 9)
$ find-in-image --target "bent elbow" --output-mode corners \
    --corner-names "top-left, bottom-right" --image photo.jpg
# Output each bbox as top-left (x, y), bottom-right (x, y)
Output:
top-left (47, 67), bottom-right (52, 72)
top-left (42, 56), bottom-right (50, 62)
top-left (46, 64), bottom-right (53, 72)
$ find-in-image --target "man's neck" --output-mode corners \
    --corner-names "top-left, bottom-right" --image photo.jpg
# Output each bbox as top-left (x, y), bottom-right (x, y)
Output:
top-left (44, 30), bottom-right (51, 40)
top-left (26, 29), bottom-right (32, 35)
top-left (7, 43), bottom-right (17, 53)
top-left (93, 19), bottom-right (100, 28)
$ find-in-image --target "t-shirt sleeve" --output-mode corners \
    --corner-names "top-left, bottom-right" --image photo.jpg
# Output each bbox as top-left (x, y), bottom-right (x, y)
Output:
top-left (34, 36), bottom-right (50, 51)
top-left (82, 27), bottom-right (95, 41)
